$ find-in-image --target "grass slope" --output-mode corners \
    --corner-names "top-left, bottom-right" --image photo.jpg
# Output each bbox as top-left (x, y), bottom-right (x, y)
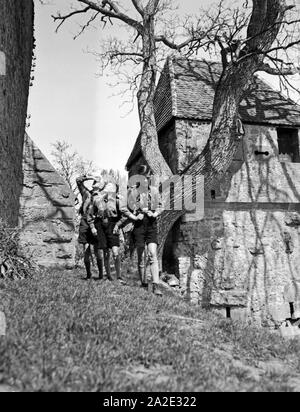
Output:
top-left (1, 270), bottom-right (300, 392)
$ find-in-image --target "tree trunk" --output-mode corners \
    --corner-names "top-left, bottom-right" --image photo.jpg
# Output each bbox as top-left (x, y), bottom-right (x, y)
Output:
top-left (136, 0), bottom-right (289, 257)
top-left (157, 57), bottom-right (263, 254)
top-left (137, 11), bottom-right (173, 179)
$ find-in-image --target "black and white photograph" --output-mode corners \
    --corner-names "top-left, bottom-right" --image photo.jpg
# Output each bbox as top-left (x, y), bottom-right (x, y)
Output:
top-left (1, 0), bottom-right (300, 395)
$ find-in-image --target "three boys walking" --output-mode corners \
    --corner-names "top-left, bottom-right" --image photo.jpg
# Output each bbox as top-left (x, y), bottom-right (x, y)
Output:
top-left (77, 167), bottom-right (162, 296)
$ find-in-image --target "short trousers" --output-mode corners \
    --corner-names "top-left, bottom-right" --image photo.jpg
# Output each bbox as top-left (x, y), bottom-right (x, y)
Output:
top-left (132, 215), bottom-right (158, 249)
top-left (78, 218), bottom-right (107, 249)
top-left (101, 219), bottom-right (120, 249)
top-left (78, 218), bottom-right (98, 246)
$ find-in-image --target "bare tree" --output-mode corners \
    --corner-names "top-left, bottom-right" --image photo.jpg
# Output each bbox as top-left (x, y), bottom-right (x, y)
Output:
top-left (51, 140), bottom-right (97, 199)
top-left (53, 0), bottom-right (300, 252)
top-left (51, 140), bottom-right (126, 208)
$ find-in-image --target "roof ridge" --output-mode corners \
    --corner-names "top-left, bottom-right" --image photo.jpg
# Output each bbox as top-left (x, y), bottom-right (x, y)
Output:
top-left (126, 57), bottom-right (300, 169)
top-left (256, 73), bottom-right (300, 109)
top-left (168, 57), bottom-right (178, 117)
top-left (169, 56), bottom-right (221, 65)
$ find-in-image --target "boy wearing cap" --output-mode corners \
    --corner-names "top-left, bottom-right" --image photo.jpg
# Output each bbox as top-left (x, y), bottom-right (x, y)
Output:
top-left (77, 175), bottom-right (106, 280)
top-left (118, 166), bottom-right (163, 296)
top-left (103, 182), bottom-right (127, 285)
top-left (87, 180), bottom-right (126, 283)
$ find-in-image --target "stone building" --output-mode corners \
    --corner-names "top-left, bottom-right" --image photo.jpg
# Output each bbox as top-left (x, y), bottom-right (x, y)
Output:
top-left (126, 58), bottom-right (300, 327)
top-left (18, 135), bottom-right (75, 269)
top-left (0, 1), bottom-right (76, 268)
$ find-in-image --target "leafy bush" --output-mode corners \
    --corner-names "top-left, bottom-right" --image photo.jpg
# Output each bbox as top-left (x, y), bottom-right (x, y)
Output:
top-left (0, 220), bottom-right (36, 280)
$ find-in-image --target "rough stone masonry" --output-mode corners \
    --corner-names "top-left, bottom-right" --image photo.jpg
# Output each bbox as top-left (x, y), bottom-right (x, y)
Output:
top-left (0, 1), bottom-right (76, 268)
top-left (18, 135), bottom-right (75, 269)
top-left (127, 58), bottom-right (300, 327)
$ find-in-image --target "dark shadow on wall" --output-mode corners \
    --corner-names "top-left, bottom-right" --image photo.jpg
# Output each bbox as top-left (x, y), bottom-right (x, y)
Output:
top-left (158, 59), bottom-right (300, 325)
top-left (173, 59), bottom-right (300, 126)
top-left (162, 217), bottom-right (181, 275)
top-left (242, 129), bottom-right (300, 325)
top-left (162, 126), bottom-right (300, 325)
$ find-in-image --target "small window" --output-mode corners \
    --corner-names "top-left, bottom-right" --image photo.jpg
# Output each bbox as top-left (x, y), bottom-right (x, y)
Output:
top-left (277, 128), bottom-right (300, 163)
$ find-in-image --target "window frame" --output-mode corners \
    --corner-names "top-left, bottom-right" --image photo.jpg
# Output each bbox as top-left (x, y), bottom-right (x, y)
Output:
top-left (277, 127), bottom-right (300, 164)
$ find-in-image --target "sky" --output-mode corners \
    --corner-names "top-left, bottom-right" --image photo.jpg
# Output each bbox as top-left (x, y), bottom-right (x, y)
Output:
top-left (28, 0), bottom-right (300, 173)
top-left (28, 0), bottom-right (207, 173)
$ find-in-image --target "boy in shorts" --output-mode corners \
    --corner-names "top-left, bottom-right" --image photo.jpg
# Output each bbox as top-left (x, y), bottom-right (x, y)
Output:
top-left (87, 180), bottom-right (126, 283)
top-left (77, 175), bottom-right (106, 280)
top-left (118, 166), bottom-right (163, 296)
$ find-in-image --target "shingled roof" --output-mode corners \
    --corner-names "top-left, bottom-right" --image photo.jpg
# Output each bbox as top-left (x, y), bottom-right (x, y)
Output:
top-left (126, 58), bottom-right (300, 169)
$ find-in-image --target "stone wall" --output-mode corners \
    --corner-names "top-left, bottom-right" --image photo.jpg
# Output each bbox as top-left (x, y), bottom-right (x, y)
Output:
top-left (167, 121), bottom-right (300, 327)
top-left (18, 135), bottom-right (76, 268)
top-left (0, 0), bottom-right (34, 225)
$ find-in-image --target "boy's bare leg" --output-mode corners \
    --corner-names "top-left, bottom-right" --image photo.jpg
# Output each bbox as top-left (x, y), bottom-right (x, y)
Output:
top-left (94, 246), bottom-right (104, 280)
top-left (112, 246), bottom-right (121, 278)
top-left (148, 243), bottom-right (162, 296)
top-left (83, 244), bottom-right (92, 279)
top-left (112, 246), bottom-right (125, 284)
top-left (137, 247), bottom-right (147, 286)
top-left (104, 249), bottom-right (113, 281)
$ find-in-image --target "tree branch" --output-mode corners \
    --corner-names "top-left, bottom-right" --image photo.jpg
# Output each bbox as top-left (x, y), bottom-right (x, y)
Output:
top-left (243, 17), bottom-right (300, 47)
top-left (52, 7), bottom-right (91, 32)
top-left (265, 39), bottom-right (300, 55)
top-left (154, 35), bottom-right (193, 50)
top-left (53, 0), bottom-right (144, 35)
top-left (74, 11), bottom-right (100, 40)
top-left (145, 0), bottom-right (160, 15)
top-left (237, 38), bottom-right (300, 64)
top-left (259, 62), bottom-right (300, 75)
top-left (79, 0), bottom-right (144, 33)
top-left (246, 0), bottom-right (289, 51)
top-left (131, 0), bottom-right (144, 17)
